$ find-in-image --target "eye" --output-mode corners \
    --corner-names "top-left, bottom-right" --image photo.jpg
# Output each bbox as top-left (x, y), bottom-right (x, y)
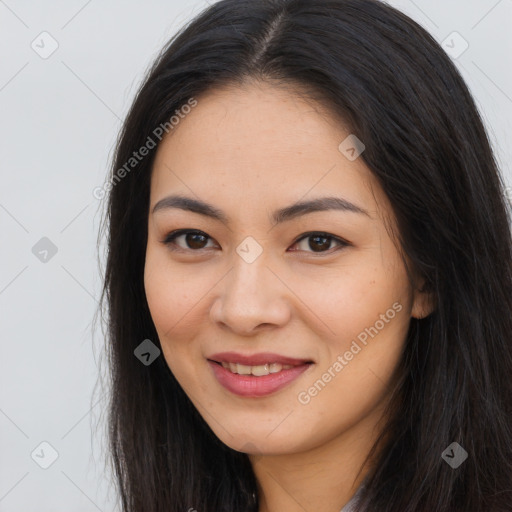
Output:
top-left (289, 232), bottom-right (349, 254)
top-left (161, 229), bottom-right (217, 252)
top-left (162, 229), bottom-right (349, 255)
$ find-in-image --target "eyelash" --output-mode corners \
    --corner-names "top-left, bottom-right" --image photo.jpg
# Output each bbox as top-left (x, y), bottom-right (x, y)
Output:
top-left (160, 229), bottom-right (350, 256)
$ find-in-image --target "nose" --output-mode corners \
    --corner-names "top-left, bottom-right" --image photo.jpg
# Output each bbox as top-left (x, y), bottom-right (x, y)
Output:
top-left (209, 254), bottom-right (291, 336)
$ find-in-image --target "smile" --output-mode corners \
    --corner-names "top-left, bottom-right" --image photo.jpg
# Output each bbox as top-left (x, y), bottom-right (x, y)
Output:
top-left (219, 361), bottom-right (294, 376)
top-left (207, 352), bottom-right (314, 397)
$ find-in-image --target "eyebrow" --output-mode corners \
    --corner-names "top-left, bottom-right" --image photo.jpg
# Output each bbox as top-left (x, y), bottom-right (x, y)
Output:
top-left (151, 194), bottom-right (370, 224)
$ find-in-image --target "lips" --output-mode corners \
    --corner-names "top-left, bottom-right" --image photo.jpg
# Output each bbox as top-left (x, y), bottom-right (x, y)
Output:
top-left (208, 351), bottom-right (313, 366)
top-left (207, 351), bottom-right (314, 397)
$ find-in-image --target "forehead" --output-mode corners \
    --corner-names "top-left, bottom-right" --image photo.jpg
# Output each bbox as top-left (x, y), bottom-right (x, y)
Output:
top-left (149, 82), bottom-right (384, 218)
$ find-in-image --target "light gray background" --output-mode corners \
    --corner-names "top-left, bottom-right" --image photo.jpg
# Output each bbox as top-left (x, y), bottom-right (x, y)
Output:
top-left (1, 0), bottom-right (511, 510)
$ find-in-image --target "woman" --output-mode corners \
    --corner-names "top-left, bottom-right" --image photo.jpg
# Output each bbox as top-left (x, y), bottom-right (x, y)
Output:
top-left (97, 0), bottom-right (512, 510)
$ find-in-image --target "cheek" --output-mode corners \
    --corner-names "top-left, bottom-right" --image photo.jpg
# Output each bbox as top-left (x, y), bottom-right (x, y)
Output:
top-left (144, 249), bottom-right (207, 334)
top-left (290, 253), bottom-right (412, 400)
top-left (337, 244), bottom-right (412, 343)
top-left (294, 305), bottom-right (409, 449)
top-left (287, 260), bottom-right (409, 347)
top-left (144, 254), bottom-right (207, 390)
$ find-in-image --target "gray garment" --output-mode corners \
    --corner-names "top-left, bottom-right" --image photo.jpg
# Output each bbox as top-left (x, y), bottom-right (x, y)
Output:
top-left (340, 482), bottom-right (365, 512)
top-left (251, 481), bottom-right (366, 511)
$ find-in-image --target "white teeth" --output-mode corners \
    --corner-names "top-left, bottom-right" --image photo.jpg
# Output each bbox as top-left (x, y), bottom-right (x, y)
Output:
top-left (220, 362), bottom-right (294, 376)
top-left (251, 364), bottom-right (271, 376)
top-left (236, 363), bottom-right (252, 375)
top-left (268, 363), bottom-right (283, 374)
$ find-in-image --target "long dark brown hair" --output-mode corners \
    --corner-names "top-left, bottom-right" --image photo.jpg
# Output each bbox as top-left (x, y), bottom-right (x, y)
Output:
top-left (94, 0), bottom-right (512, 510)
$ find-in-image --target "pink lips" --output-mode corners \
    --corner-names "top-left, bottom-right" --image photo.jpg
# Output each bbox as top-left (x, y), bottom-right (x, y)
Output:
top-left (207, 351), bottom-right (313, 397)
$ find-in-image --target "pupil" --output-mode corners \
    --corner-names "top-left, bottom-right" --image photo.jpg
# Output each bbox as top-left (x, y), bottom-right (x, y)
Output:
top-left (310, 235), bottom-right (330, 252)
top-left (187, 233), bottom-right (207, 249)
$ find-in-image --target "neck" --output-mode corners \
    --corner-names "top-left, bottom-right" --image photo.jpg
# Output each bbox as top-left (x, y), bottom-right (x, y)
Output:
top-left (251, 403), bottom-right (387, 512)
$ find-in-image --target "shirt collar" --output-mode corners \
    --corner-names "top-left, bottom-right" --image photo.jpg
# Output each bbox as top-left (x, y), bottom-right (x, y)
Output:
top-left (340, 481), bottom-right (366, 512)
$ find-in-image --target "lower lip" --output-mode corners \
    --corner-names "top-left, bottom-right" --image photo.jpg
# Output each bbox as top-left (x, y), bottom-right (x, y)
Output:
top-left (208, 360), bottom-right (312, 397)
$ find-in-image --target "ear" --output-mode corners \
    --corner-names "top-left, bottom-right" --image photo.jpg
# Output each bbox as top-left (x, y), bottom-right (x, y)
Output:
top-left (411, 276), bottom-right (435, 319)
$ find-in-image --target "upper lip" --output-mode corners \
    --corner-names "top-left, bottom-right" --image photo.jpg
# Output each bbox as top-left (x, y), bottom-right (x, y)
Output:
top-left (207, 352), bottom-right (313, 366)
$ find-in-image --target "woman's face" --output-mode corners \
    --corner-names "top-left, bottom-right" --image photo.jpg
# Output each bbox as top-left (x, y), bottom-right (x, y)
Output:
top-left (144, 81), bottom-right (431, 455)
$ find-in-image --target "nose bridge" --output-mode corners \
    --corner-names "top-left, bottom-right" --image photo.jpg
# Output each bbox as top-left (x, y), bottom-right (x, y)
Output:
top-left (228, 233), bottom-right (274, 294)
top-left (230, 248), bottom-right (269, 294)
top-left (211, 243), bottom-right (289, 332)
